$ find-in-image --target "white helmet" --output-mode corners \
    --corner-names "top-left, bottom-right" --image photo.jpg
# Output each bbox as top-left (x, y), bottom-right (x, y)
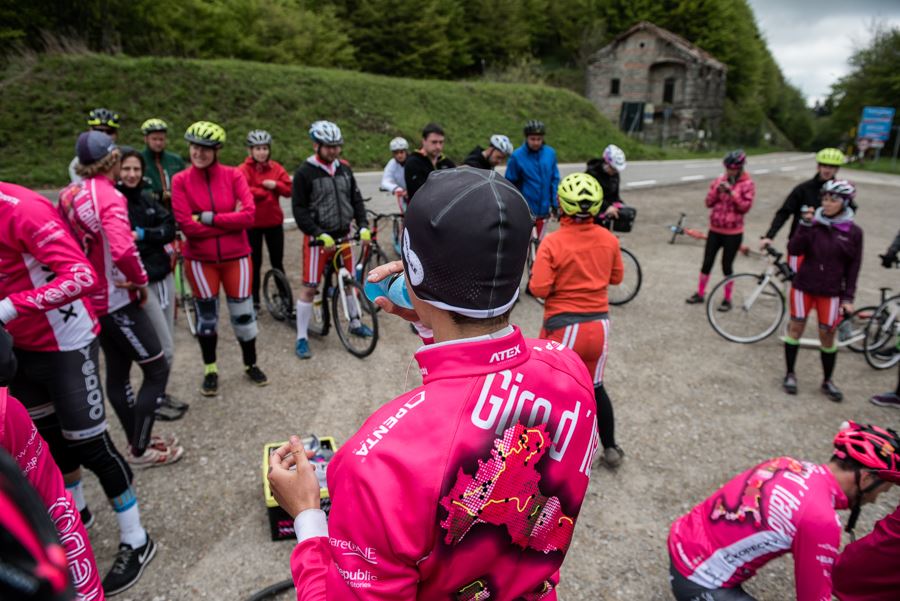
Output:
top-left (389, 137), bottom-right (409, 152)
top-left (603, 144), bottom-right (627, 172)
top-left (309, 120), bottom-right (344, 145)
top-left (489, 134), bottom-right (513, 156)
top-left (246, 129), bottom-right (272, 147)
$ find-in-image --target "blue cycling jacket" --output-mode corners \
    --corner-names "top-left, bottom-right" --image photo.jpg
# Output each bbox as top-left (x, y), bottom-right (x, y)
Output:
top-left (505, 143), bottom-right (560, 217)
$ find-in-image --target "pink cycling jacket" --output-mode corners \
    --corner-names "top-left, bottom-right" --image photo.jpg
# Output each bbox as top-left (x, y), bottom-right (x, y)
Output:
top-left (171, 162), bottom-right (255, 263)
top-left (1, 388), bottom-right (104, 600)
top-left (290, 326), bottom-right (599, 600)
top-left (58, 175), bottom-right (148, 316)
top-left (0, 182), bottom-right (99, 352)
top-left (706, 172), bottom-right (754, 235)
top-left (668, 457), bottom-right (848, 601)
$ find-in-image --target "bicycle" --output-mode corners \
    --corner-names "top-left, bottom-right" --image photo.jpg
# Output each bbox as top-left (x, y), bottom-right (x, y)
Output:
top-left (705, 246), bottom-right (877, 349)
top-left (862, 258), bottom-right (899, 369)
top-left (306, 236), bottom-right (379, 358)
top-left (598, 210), bottom-right (642, 306)
top-left (360, 210), bottom-right (401, 277)
top-left (172, 235), bottom-right (198, 337)
top-left (262, 268), bottom-right (294, 322)
top-left (667, 212), bottom-right (752, 256)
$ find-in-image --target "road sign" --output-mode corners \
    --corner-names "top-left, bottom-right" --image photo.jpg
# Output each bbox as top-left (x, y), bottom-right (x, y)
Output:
top-left (858, 106), bottom-right (895, 142)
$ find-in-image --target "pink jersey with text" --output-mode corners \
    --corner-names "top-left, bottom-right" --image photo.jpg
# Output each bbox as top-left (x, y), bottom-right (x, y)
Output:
top-left (668, 457), bottom-right (848, 601)
top-left (0, 182), bottom-right (98, 351)
top-left (1, 388), bottom-right (104, 600)
top-left (58, 175), bottom-right (148, 316)
top-left (291, 327), bottom-right (599, 600)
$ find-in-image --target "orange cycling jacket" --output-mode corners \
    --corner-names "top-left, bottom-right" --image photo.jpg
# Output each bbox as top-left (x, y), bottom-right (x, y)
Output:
top-left (529, 218), bottom-right (624, 317)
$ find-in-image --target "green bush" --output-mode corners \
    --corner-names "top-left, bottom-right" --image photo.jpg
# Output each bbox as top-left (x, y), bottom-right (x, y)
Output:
top-left (1, 53), bottom-right (663, 187)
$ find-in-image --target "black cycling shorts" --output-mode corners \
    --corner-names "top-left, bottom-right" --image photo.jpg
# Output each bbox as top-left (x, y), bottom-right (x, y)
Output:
top-left (11, 339), bottom-right (108, 441)
top-left (98, 301), bottom-right (164, 364)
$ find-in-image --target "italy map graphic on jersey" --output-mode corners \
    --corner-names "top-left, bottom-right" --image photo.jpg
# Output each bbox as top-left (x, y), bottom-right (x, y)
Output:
top-left (440, 422), bottom-right (575, 554)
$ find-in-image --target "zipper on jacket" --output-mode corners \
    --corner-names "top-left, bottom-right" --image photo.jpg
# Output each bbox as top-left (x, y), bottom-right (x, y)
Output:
top-left (205, 169), bottom-right (222, 262)
top-left (332, 171), bottom-right (344, 232)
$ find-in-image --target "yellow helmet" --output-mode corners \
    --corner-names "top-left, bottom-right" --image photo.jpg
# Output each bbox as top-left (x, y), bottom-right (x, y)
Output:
top-left (141, 118), bottom-right (168, 135)
top-left (815, 147), bottom-right (845, 166)
top-left (184, 121), bottom-right (226, 148)
top-left (558, 173), bottom-right (603, 217)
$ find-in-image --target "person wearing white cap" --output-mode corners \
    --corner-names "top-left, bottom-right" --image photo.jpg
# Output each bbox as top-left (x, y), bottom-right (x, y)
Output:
top-left (381, 137), bottom-right (409, 212)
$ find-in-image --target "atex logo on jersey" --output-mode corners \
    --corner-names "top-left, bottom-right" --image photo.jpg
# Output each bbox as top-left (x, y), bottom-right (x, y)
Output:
top-left (330, 537), bottom-right (377, 564)
top-left (471, 369), bottom-right (581, 462)
top-left (489, 344), bottom-right (522, 363)
top-left (354, 391), bottom-right (426, 457)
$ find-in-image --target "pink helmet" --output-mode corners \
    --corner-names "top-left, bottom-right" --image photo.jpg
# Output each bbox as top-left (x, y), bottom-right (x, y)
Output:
top-left (833, 421), bottom-right (900, 471)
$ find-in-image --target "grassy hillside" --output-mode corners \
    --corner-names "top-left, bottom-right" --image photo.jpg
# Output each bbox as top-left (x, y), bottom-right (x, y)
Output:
top-left (1, 53), bottom-right (673, 187)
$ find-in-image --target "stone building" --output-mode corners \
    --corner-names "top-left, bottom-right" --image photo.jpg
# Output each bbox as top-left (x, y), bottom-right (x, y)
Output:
top-left (586, 21), bottom-right (727, 143)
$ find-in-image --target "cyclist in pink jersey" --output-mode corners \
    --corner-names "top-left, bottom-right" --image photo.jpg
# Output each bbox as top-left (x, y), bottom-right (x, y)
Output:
top-left (268, 168), bottom-right (599, 600)
top-left (0, 182), bottom-right (156, 595)
top-left (59, 131), bottom-right (181, 470)
top-left (832, 469), bottom-right (900, 601)
top-left (0, 345), bottom-right (104, 600)
top-left (667, 421), bottom-right (899, 601)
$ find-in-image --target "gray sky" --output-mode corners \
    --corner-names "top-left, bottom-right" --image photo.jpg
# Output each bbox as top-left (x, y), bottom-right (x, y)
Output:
top-left (748, 0), bottom-right (900, 105)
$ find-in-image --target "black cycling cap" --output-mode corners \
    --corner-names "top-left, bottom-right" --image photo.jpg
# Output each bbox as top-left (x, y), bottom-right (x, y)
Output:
top-left (401, 168), bottom-right (531, 318)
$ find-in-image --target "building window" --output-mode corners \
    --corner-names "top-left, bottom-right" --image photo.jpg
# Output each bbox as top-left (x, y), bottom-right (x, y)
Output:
top-left (663, 77), bottom-right (676, 104)
top-left (610, 78), bottom-right (620, 96)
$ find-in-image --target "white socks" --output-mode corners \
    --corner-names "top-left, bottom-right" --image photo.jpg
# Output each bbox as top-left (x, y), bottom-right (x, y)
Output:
top-left (66, 480), bottom-right (87, 511)
top-left (296, 300), bottom-right (312, 340)
top-left (115, 503), bottom-right (148, 548)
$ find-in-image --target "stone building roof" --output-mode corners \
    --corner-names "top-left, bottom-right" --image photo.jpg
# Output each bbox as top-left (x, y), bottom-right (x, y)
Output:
top-left (595, 21), bottom-right (727, 72)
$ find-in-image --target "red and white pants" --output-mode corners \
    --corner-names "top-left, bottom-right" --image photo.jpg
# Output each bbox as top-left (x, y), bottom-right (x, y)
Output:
top-left (541, 318), bottom-right (610, 385)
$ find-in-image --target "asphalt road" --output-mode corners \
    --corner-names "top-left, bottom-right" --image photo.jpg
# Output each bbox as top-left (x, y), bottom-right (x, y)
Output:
top-left (74, 164), bottom-right (900, 601)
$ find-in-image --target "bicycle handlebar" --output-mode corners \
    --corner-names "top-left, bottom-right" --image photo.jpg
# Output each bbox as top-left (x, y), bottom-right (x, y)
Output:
top-left (307, 234), bottom-right (362, 247)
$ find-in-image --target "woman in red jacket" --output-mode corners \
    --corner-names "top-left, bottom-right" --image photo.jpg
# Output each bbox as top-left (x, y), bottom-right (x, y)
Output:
top-left (686, 150), bottom-right (755, 310)
top-left (237, 130), bottom-right (292, 310)
top-left (171, 121), bottom-right (268, 396)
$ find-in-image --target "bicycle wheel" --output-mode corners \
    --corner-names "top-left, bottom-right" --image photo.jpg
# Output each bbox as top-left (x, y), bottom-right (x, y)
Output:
top-left (864, 295), bottom-right (900, 370)
top-left (177, 262), bottom-right (198, 337)
top-left (839, 305), bottom-right (877, 353)
top-left (609, 248), bottom-right (642, 306)
top-left (391, 216), bottom-right (403, 259)
top-left (706, 273), bottom-right (785, 343)
top-left (262, 269), bottom-right (294, 322)
top-left (332, 276), bottom-right (378, 358)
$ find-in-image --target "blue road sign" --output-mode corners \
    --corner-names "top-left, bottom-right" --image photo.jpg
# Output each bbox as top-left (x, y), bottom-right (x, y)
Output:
top-left (859, 106), bottom-right (895, 142)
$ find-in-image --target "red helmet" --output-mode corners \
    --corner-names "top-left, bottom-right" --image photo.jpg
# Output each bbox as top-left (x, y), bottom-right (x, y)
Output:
top-left (833, 421), bottom-right (900, 471)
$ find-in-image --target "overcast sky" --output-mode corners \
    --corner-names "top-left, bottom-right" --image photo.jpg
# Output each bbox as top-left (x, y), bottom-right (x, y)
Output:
top-left (747, 0), bottom-right (900, 105)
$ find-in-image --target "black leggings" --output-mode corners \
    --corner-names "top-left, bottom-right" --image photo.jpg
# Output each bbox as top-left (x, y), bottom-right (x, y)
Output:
top-left (701, 231), bottom-right (743, 276)
top-left (248, 225), bottom-right (285, 304)
top-left (669, 560), bottom-right (757, 601)
top-left (12, 341), bottom-right (133, 500)
top-left (99, 302), bottom-right (169, 455)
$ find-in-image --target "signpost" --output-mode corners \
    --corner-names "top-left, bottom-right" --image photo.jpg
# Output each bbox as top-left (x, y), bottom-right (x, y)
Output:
top-left (857, 106), bottom-right (895, 161)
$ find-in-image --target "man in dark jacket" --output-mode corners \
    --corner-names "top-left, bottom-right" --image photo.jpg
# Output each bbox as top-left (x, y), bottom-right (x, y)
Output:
top-left (760, 147), bottom-right (849, 249)
top-left (140, 118), bottom-right (186, 207)
top-left (404, 123), bottom-right (456, 200)
top-left (291, 120), bottom-right (370, 360)
top-left (462, 134), bottom-right (513, 171)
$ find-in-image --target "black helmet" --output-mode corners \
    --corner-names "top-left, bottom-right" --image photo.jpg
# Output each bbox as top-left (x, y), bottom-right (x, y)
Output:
top-left (524, 120), bottom-right (545, 136)
top-left (87, 108), bottom-right (120, 130)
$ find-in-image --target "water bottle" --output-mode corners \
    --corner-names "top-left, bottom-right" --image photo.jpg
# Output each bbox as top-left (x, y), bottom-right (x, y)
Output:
top-left (364, 273), bottom-right (414, 309)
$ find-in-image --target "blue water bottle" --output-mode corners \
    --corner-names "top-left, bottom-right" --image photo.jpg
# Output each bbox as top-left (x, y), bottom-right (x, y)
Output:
top-left (364, 273), bottom-right (414, 309)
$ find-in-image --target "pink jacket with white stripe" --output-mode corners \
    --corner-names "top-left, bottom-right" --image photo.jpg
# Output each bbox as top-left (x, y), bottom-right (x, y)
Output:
top-left (1, 389), bottom-right (105, 600)
top-left (668, 457), bottom-right (848, 601)
top-left (58, 175), bottom-right (148, 316)
top-left (290, 326), bottom-right (598, 600)
top-left (0, 182), bottom-right (99, 351)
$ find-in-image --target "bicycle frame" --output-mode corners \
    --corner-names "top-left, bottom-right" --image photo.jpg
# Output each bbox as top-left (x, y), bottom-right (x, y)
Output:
top-left (667, 213), bottom-right (752, 256)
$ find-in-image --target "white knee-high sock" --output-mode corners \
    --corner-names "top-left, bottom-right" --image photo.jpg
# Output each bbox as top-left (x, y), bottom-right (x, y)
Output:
top-left (296, 300), bottom-right (312, 340)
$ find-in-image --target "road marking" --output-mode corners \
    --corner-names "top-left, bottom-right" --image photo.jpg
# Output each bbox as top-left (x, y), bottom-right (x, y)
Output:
top-left (780, 166), bottom-right (798, 172)
top-left (626, 179), bottom-right (657, 187)
top-left (680, 175), bottom-right (705, 181)
top-left (684, 164), bottom-right (707, 169)
top-left (751, 169), bottom-right (770, 174)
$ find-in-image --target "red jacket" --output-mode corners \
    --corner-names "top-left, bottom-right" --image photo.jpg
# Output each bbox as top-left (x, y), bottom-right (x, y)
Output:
top-left (172, 162), bottom-right (255, 262)
top-left (705, 172), bottom-right (754, 235)
top-left (237, 156), bottom-right (291, 228)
